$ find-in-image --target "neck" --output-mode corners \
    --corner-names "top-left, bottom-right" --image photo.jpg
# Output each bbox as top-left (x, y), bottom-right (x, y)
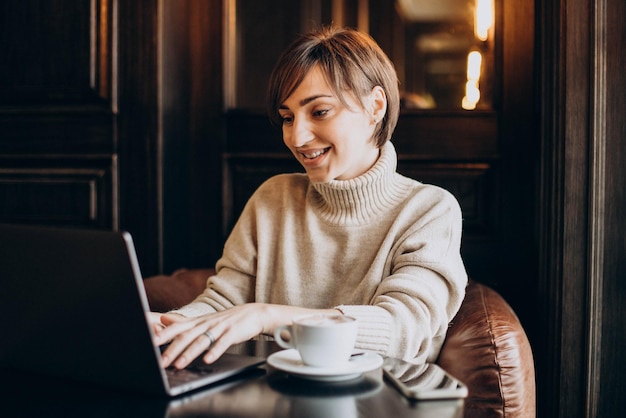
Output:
top-left (309, 142), bottom-right (410, 225)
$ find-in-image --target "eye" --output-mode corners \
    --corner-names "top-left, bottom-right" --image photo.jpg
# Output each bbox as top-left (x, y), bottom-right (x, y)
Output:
top-left (312, 108), bottom-right (329, 118)
top-left (279, 113), bottom-right (294, 125)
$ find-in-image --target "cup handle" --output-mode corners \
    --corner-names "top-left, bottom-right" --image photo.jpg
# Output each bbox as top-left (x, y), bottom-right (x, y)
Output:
top-left (274, 325), bottom-right (295, 350)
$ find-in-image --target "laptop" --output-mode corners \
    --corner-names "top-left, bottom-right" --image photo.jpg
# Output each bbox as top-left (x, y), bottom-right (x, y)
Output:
top-left (0, 223), bottom-right (265, 396)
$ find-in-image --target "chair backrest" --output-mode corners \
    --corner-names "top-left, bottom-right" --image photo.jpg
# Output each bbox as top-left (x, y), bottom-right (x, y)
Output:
top-left (437, 280), bottom-right (536, 418)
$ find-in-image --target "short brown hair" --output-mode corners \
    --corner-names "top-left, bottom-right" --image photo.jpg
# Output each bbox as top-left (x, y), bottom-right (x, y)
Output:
top-left (267, 26), bottom-right (400, 147)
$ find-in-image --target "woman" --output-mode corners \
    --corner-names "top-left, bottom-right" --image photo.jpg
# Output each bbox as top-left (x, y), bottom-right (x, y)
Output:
top-left (153, 26), bottom-right (467, 369)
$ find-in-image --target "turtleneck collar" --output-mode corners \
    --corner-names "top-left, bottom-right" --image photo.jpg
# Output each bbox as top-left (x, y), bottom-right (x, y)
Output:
top-left (309, 141), bottom-right (413, 225)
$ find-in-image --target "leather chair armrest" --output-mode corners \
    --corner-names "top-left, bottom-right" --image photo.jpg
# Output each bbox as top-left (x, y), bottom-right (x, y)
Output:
top-left (143, 268), bottom-right (214, 312)
top-left (437, 280), bottom-right (536, 418)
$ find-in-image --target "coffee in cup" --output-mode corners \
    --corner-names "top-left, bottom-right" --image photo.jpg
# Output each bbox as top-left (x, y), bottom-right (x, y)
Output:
top-left (274, 314), bottom-right (358, 367)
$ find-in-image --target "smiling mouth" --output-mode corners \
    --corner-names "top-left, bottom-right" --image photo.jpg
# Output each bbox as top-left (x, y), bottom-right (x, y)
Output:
top-left (301, 147), bottom-right (330, 159)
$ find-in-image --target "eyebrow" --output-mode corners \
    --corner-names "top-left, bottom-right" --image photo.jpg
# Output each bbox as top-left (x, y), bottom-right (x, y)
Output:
top-left (279, 94), bottom-right (334, 110)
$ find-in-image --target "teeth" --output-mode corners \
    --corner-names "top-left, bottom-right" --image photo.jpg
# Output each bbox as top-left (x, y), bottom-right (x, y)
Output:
top-left (303, 149), bottom-right (327, 159)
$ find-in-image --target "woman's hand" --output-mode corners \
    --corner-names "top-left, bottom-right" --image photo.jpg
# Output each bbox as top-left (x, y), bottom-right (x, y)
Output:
top-left (153, 303), bottom-right (339, 369)
top-left (147, 311), bottom-right (185, 342)
top-left (155, 304), bottom-right (266, 369)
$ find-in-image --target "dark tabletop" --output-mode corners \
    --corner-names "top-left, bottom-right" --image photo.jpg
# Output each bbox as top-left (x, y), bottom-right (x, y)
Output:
top-left (1, 341), bottom-right (464, 418)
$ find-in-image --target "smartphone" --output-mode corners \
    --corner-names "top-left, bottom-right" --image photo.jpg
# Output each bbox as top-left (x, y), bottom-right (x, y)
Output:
top-left (382, 357), bottom-right (468, 400)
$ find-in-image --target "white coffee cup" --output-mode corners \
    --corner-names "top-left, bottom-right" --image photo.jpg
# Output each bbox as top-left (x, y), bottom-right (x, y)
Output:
top-left (274, 314), bottom-right (358, 368)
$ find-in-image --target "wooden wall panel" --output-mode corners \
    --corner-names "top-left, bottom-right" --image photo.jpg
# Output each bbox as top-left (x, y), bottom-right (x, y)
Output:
top-left (0, 0), bottom-right (117, 229)
top-left (396, 161), bottom-right (496, 234)
top-left (0, 0), bottom-right (92, 104)
top-left (0, 110), bottom-right (114, 155)
top-left (536, 0), bottom-right (626, 416)
top-left (0, 157), bottom-right (115, 227)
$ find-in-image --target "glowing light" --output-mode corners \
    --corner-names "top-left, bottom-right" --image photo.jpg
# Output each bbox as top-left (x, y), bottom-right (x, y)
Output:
top-left (467, 51), bottom-right (482, 80)
top-left (462, 51), bottom-right (483, 110)
top-left (475, 0), bottom-right (494, 41)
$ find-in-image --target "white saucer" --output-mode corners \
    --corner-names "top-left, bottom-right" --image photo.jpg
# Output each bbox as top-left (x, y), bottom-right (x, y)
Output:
top-left (267, 349), bottom-right (383, 382)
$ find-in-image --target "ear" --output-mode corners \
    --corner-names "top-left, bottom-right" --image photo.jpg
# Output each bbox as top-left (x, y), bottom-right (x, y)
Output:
top-left (369, 86), bottom-right (387, 124)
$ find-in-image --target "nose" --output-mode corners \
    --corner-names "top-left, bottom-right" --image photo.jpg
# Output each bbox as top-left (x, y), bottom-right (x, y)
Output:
top-left (284, 116), bottom-right (313, 148)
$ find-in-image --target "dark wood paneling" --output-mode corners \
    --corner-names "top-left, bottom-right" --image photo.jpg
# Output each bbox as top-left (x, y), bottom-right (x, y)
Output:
top-left (224, 111), bottom-right (286, 153)
top-left (599, 0), bottom-right (626, 415)
top-left (115, 0), bottom-right (160, 274)
top-left (494, 0), bottom-right (537, 347)
top-left (536, 0), bottom-right (626, 416)
top-left (159, 0), bottom-right (224, 272)
top-left (0, 108), bottom-right (114, 154)
top-left (397, 161), bottom-right (496, 235)
top-left (0, 157), bottom-right (115, 227)
top-left (1, 0), bottom-right (225, 275)
top-left (0, 0), bottom-right (92, 104)
top-left (115, 0), bottom-right (225, 274)
top-left (0, 0), bottom-right (117, 231)
top-left (394, 112), bottom-right (499, 159)
top-left (185, 0), bottom-right (224, 270)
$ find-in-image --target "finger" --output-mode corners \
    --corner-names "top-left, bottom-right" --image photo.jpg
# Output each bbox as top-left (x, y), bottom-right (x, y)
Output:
top-left (154, 314), bottom-right (196, 345)
top-left (169, 330), bottom-right (216, 369)
top-left (162, 322), bottom-right (215, 369)
top-left (160, 312), bottom-right (185, 325)
top-left (199, 321), bottom-right (243, 365)
top-left (202, 333), bottom-right (229, 364)
top-left (155, 318), bottom-right (197, 352)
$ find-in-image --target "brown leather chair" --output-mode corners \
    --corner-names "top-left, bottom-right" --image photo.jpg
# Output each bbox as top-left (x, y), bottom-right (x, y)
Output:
top-left (144, 270), bottom-right (535, 418)
top-left (437, 280), bottom-right (536, 418)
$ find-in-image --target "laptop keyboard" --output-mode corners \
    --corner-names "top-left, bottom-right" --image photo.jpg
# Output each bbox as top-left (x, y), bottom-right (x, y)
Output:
top-left (165, 364), bottom-right (217, 386)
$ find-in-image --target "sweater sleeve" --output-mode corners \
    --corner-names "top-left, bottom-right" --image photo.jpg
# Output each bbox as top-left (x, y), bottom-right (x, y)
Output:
top-left (171, 191), bottom-right (261, 318)
top-left (337, 190), bottom-right (467, 363)
top-left (170, 174), bottom-right (308, 318)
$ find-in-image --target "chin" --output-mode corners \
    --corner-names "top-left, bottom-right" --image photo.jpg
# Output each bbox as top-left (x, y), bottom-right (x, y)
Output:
top-left (306, 172), bottom-right (333, 184)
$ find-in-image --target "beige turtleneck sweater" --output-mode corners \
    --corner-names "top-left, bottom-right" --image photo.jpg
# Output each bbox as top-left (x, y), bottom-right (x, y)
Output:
top-left (174, 142), bottom-right (467, 363)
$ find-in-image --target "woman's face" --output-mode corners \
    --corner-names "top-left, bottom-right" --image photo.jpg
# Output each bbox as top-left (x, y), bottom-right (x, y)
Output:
top-left (278, 66), bottom-right (385, 183)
